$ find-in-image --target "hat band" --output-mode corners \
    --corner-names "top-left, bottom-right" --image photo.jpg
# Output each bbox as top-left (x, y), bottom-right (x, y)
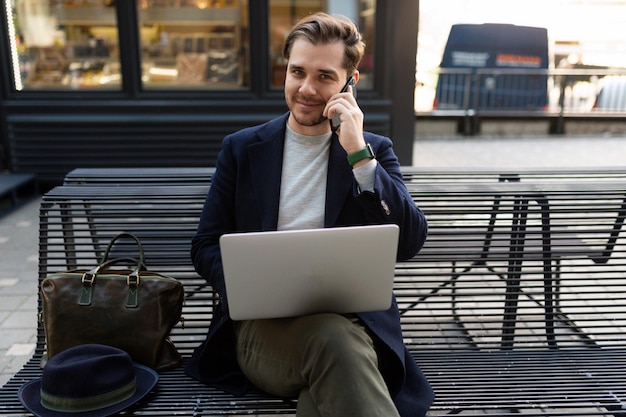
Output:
top-left (40, 378), bottom-right (137, 413)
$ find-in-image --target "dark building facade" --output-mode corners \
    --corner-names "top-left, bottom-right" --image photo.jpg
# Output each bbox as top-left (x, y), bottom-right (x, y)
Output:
top-left (0, 1), bottom-right (417, 188)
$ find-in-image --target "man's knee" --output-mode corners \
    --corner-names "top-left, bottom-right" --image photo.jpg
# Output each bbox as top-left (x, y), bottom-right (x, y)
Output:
top-left (301, 314), bottom-right (376, 365)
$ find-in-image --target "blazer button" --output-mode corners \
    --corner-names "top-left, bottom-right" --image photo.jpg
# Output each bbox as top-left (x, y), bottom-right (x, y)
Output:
top-left (381, 200), bottom-right (391, 215)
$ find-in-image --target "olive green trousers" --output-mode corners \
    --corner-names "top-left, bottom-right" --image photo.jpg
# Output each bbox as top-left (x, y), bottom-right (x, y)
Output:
top-left (234, 313), bottom-right (400, 417)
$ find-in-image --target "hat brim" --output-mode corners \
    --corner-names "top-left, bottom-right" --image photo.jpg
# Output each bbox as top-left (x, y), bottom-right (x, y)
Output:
top-left (18, 363), bottom-right (158, 417)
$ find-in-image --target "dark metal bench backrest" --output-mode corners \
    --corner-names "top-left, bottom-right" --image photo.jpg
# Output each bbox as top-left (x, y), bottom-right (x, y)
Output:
top-left (37, 169), bottom-right (626, 360)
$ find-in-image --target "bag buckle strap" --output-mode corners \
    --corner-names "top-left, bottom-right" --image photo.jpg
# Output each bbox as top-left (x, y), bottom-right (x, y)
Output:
top-left (125, 271), bottom-right (140, 308)
top-left (81, 272), bottom-right (95, 286)
top-left (79, 273), bottom-right (94, 306)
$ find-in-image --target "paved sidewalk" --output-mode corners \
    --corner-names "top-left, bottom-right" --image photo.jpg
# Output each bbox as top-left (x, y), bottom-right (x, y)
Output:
top-left (413, 133), bottom-right (626, 168)
top-left (0, 197), bottom-right (39, 386)
top-left (2, 133), bottom-right (626, 388)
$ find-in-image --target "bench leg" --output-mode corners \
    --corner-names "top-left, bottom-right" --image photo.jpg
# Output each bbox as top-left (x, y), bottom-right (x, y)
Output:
top-left (39, 201), bottom-right (52, 277)
top-left (501, 197), bottom-right (529, 349)
top-left (539, 197), bottom-right (557, 349)
top-left (502, 195), bottom-right (559, 349)
top-left (593, 195), bottom-right (626, 264)
top-left (59, 202), bottom-right (77, 269)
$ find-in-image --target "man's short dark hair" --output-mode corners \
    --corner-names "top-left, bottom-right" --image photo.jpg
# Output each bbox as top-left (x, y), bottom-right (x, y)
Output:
top-left (283, 12), bottom-right (366, 76)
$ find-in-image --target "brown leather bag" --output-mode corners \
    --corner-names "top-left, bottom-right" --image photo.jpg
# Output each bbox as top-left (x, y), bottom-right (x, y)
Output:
top-left (40, 233), bottom-right (184, 371)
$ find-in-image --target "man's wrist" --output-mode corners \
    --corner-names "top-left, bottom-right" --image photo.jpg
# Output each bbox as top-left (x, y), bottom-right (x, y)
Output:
top-left (347, 143), bottom-right (375, 166)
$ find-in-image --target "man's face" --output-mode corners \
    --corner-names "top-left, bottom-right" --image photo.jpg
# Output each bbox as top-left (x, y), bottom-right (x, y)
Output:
top-left (285, 39), bottom-right (349, 136)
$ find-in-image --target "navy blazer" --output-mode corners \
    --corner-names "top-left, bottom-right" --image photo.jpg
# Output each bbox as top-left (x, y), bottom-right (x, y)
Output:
top-left (186, 113), bottom-right (434, 417)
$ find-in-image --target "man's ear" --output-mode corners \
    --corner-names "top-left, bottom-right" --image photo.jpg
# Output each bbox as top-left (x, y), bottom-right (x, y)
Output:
top-left (352, 70), bottom-right (360, 85)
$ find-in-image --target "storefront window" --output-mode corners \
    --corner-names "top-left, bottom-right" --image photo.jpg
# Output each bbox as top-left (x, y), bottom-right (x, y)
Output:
top-left (8, 0), bottom-right (121, 91)
top-left (137, 0), bottom-right (249, 90)
top-left (268, 0), bottom-right (376, 89)
top-left (6, 1), bottom-right (371, 92)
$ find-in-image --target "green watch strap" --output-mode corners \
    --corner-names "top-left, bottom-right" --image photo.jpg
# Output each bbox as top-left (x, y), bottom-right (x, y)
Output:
top-left (347, 143), bottom-right (375, 166)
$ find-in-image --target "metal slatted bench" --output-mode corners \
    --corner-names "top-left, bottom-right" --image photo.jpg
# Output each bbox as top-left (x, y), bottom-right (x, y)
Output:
top-left (62, 166), bottom-right (626, 185)
top-left (63, 167), bottom-right (216, 186)
top-left (401, 166), bottom-right (626, 183)
top-left (1, 170), bottom-right (626, 416)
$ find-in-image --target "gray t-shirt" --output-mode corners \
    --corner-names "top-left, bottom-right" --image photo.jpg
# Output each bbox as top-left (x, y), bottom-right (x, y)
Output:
top-left (277, 126), bottom-right (330, 230)
top-left (277, 124), bottom-right (377, 231)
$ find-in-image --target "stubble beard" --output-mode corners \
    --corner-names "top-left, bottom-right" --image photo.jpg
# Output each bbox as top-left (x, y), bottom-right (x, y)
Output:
top-left (292, 112), bottom-right (327, 128)
top-left (288, 94), bottom-right (328, 128)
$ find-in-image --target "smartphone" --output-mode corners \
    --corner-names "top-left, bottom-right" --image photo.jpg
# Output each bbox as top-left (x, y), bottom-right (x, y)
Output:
top-left (330, 76), bottom-right (356, 133)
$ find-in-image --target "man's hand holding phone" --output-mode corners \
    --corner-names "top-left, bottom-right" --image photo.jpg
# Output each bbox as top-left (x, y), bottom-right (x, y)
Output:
top-left (330, 76), bottom-right (356, 133)
top-left (325, 75), bottom-right (367, 159)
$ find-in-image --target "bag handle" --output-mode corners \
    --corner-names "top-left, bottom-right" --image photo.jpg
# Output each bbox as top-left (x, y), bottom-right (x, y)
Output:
top-left (100, 232), bottom-right (146, 266)
top-left (79, 257), bottom-right (145, 308)
top-left (82, 257), bottom-right (144, 285)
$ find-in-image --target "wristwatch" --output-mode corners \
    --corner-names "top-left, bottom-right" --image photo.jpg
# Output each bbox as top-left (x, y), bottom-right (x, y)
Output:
top-left (347, 143), bottom-right (375, 166)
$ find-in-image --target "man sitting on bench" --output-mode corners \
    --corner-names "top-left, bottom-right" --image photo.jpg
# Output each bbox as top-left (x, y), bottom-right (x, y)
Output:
top-left (186, 12), bottom-right (433, 417)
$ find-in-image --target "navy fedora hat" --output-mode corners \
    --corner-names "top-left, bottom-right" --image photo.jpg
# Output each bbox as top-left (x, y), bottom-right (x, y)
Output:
top-left (18, 344), bottom-right (158, 417)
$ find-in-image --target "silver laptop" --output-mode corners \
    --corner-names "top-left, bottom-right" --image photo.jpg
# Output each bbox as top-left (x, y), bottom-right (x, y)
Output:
top-left (219, 224), bottom-right (399, 320)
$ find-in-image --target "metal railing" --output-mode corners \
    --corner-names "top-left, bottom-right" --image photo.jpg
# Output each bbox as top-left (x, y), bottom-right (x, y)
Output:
top-left (419, 67), bottom-right (626, 114)
top-left (416, 68), bottom-right (626, 135)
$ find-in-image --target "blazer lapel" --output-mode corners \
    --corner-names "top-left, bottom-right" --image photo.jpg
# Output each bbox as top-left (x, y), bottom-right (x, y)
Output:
top-left (325, 136), bottom-right (352, 227)
top-left (248, 116), bottom-right (287, 231)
